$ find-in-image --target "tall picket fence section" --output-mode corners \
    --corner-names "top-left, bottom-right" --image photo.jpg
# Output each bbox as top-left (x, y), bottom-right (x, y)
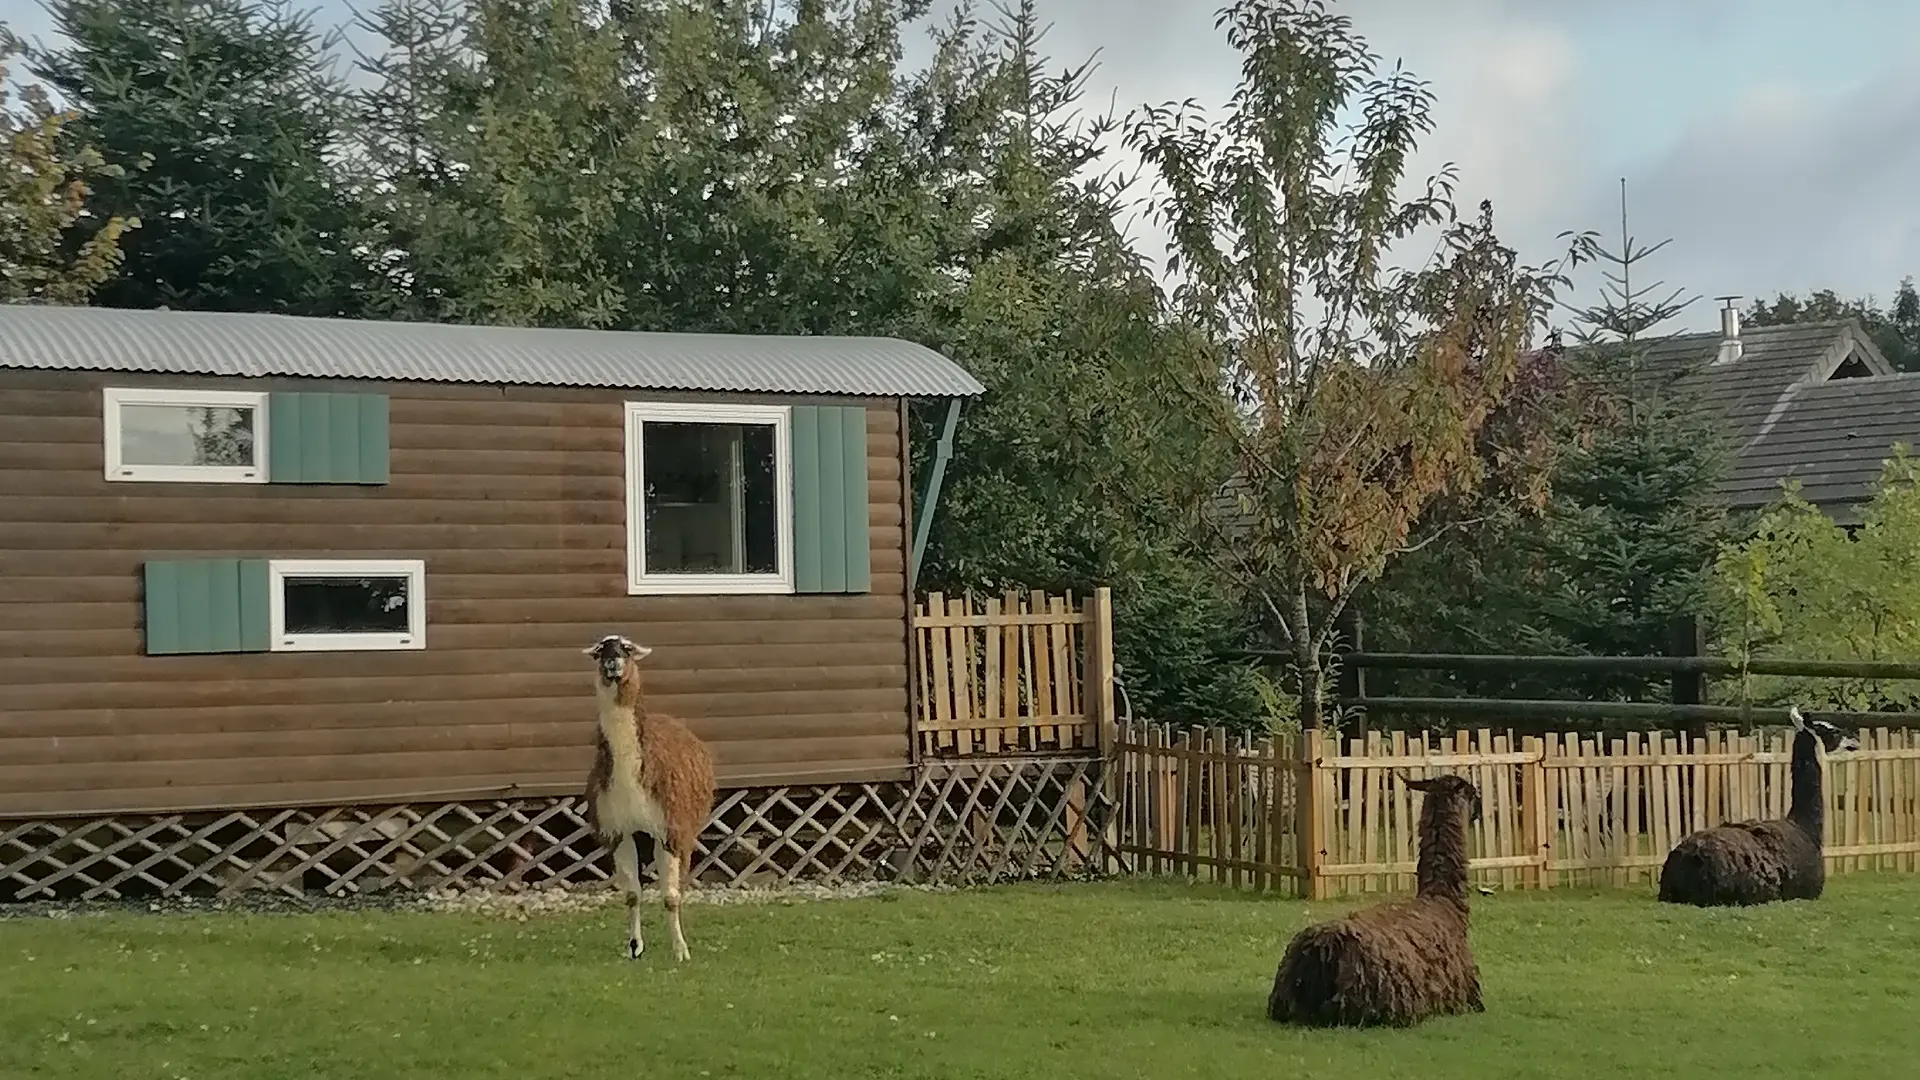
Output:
top-left (1112, 722), bottom-right (1920, 898)
top-left (913, 590), bottom-right (1115, 760)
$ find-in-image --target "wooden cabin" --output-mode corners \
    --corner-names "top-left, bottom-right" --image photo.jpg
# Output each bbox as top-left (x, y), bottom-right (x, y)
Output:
top-left (0, 305), bottom-right (983, 819)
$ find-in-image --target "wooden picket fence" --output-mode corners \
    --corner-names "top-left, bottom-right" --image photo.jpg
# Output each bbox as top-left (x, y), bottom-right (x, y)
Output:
top-left (1112, 722), bottom-right (1920, 898)
top-left (912, 589), bottom-right (1117, 759)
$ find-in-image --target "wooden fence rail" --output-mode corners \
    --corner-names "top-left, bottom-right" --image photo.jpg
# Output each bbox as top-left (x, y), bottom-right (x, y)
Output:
top-left (1112, 721), bottom-right (1920, 899)
top-left (912, 588), bottom-right (1116, 760)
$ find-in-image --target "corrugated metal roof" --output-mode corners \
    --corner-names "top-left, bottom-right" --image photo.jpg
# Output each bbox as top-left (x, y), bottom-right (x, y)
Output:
top-left (0, 304), bottom-right (985, 398)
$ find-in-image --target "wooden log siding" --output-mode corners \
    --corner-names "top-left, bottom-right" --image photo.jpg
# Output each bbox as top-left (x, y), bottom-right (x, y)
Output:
top-left (0, 370), bottom-right (914, 818)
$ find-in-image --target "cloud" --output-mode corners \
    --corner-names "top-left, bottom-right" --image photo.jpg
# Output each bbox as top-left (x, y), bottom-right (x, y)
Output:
top-left (1589, 54), bottom-right (1920, 321)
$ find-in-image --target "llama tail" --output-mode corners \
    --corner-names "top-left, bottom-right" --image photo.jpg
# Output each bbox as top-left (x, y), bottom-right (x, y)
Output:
top-left (1269, 924), bottom-right (1363, 1026)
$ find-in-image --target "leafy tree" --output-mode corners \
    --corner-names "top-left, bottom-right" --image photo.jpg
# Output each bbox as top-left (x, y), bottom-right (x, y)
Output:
top-left (905, 2), bottom-right (1257, 724)
top-left (0, 26), bottom-right (135, 303)
top-left (1125, 0), bottom-right (1573, 727)
top-left (354, 0), bottom-right (925, 333)
top-left (1746, 278), bottom-right (1920, 371)
top-left (351, 0), bottom-right (1256, 722)
top-left (29, 0), bottom-right (374, 314)
top-left (1366, 182), bottom-right (1730, 715)
top-left (1712, 448), bottom-right (1920, 712)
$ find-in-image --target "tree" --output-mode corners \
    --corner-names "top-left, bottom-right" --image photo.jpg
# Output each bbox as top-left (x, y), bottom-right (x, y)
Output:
top-left (1746, 279), bottom-right (1920, 371)
top-left (1125, 0), bottom-right (1573, 727)
top-left (29, 0), bottom-right (374, 314)
top-left (1525, 182), bottom-right (1729, 697)
top-left (0, 26), bottom-right (135, 303)
top-left (1712, 448), bottom-right (1920, 712)
top-left (905, 1), bottom-right (1258, 725)
top-left (354, 0), bottom-right (926, 334)
top-left (1366, 181), bottom-right (1730, 714)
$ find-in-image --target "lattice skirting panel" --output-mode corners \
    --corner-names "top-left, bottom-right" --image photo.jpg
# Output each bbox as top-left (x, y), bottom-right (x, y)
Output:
top-left (0, 758), bottom-right (1116, 903)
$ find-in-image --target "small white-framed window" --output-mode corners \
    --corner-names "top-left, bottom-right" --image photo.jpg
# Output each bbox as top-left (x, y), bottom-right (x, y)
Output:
top-left (102, 387), bottom-right (270, 483)
top-left (268, 558), bottom-right (427, 652)
top-left (624, 401), bottom-right (794, 595)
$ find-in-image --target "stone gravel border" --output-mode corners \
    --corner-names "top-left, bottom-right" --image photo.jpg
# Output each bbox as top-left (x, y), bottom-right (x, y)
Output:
top-left (0, 878), bottom-right (977, 922)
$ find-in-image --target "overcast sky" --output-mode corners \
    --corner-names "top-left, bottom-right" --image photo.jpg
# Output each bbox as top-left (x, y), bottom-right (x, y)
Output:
top-left (7, 0), bottom-right (1919, 332)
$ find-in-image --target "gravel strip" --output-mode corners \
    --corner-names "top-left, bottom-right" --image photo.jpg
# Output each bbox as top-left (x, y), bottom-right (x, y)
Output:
top-left (0, 878), bottom-right (965, 922)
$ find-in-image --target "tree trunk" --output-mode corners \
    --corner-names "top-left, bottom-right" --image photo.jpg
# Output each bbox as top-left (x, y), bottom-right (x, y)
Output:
top-left (1291, 585), bottom-right (1324, 729)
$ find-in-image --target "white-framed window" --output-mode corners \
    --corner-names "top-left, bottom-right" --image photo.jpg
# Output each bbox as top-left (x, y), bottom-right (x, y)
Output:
top-left (624, 401), bottom-right (794, 595)
top-left (102, 387), bottom-right (269, 483)
top-left (267, 558), bottom-right (427, 652)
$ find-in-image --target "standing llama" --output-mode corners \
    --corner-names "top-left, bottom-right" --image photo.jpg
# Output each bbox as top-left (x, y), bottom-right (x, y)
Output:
top-left (1268, 773), bottom-right (1485, 1028)
top-left (1657, 706), bottom-right (1858, 907)
top-left (582, 634), bottom-right (717, 962)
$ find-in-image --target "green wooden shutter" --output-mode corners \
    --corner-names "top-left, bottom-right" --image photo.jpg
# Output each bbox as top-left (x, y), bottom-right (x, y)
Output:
top-left (268, 392), bottom-right (390, 484)
top-left (791, 404), bottom-right (871, 594)
top-left (144, 558), bottom-right (271, 655)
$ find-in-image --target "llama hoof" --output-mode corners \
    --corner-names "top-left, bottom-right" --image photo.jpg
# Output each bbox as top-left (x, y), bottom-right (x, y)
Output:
top-left (626, 937), bottom-right (644, 960)
top-left (672, 942), bottom-right (691, 964)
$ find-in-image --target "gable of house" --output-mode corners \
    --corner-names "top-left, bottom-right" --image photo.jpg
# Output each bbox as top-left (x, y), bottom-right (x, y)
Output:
top-left (1639, 318), bottom-right (1920, 515)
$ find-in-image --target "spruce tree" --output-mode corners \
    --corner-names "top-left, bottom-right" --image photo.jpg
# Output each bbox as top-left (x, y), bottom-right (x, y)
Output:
top-left (29, 0), bottom-right (374, 313)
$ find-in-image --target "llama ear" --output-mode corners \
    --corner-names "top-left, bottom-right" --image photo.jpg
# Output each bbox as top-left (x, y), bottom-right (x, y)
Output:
top-left (1401, 774), bottom-right (1436, 792)
top-left (628, 642), bottom-right (653, 661)
top-left (1788, 706), bottom-right (1807, 731)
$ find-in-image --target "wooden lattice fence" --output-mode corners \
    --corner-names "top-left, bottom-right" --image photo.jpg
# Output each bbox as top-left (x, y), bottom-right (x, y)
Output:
top-left (1, 760), bottom-right (1115, 903)
top-left (1113, 722), bottom-right (1920, 899)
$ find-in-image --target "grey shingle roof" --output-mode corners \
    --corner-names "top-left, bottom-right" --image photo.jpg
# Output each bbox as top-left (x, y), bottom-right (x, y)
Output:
top-left (0, 304), bottom-right (985, 398)
top-left (1630, 319), bottom-right (1914, 511)
top-left (1641, 320), bottom-right (1879, 450)
top-left (1721, 371), bottom-right (1920, 512)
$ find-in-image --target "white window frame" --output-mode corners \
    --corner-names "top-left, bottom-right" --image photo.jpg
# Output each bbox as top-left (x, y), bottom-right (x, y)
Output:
top-left (267, 558), bottom-right (428, 652)
top-left (624, 401), bottom-right (795, 596)
top-left (102, 387), bottom-right (271, 484)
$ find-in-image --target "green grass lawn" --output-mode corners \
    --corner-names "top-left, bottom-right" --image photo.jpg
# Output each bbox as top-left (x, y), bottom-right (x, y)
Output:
top-left (5, 875), bottom-right (1918, 1080)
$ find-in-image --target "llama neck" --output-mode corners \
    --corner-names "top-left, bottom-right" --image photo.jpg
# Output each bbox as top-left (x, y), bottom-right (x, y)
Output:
top-left (595, 679), bottom-right (645, 761)
top-left (1414, 800), bottom-right (1471, 906)
top-left (1787, 729), bottom-right (1825, 835)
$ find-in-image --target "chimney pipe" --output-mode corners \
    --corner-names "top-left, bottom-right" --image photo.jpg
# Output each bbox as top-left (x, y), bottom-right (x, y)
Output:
top-left (1715, 295), bottom-right (1743, 365)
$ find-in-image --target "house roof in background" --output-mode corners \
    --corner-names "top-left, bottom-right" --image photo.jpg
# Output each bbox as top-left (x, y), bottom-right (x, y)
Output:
top-left (0, 305), bottom-right (985, 398)
top-left (1722, 370), bottom-right (1920, 513)
top-left (1641, 319), bottom-right (1893, 450)
top-left (1638, 319), bottom-right (1918, 511)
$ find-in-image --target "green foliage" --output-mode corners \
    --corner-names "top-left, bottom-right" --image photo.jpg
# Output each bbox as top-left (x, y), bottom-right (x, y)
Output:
top-left (28, 0), bottom-right (374, 314)
top-left (1746, 279), bottom-right (1920, 371)
top-left (1710, 448), bottom-right (1920, 711)
top-left (1126, 0), bottom-right (1574, 726)
top-left (0, 26), bottom-right (136, 303)
top-left (904, 3), bottom-right (1260, 726)
top-left (1366, 183), bottom-right (1731, 717)
top-left (354, 0), bottom-right (930, 333)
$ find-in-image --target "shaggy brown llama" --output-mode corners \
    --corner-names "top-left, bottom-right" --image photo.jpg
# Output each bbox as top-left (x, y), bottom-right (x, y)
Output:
top-left (1658, 706), bottom-right (1858, 907)
top-left (582, 634), bottom-right (717, 962)
top-left (1268, 773), bottom-right (1484, 1028)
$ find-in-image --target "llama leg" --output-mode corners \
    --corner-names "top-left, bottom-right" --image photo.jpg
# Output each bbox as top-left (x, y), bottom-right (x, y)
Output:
top-left (657, 842), bottom-right (691, 963)
top-left (613, 834), bottom-right (645, 960)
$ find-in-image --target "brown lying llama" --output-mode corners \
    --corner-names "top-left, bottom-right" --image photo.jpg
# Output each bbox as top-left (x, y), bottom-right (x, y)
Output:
top-left (1658, 706), bottom-right (1858, 907)
top-left (1268, 773), bottom-right (1484, 1028)
top-left (582, 634), bottom-right (717, 963)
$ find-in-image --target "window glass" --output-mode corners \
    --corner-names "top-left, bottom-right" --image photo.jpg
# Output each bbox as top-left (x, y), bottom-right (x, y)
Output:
top-left (119, 403), bottom-right (257, 467)
top-left (282, 575), bottom-right (412, 636)
top-left (641, 421), bottom-right (779, 575)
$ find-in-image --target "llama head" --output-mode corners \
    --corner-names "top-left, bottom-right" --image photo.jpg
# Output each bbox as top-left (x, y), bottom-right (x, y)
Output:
top-left (1403, 773), bottom-right (1482, 823)
top-left (584, 634), bottom-right (653, 685)
top-left (1789, 706), bottom-right (1859, 755)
